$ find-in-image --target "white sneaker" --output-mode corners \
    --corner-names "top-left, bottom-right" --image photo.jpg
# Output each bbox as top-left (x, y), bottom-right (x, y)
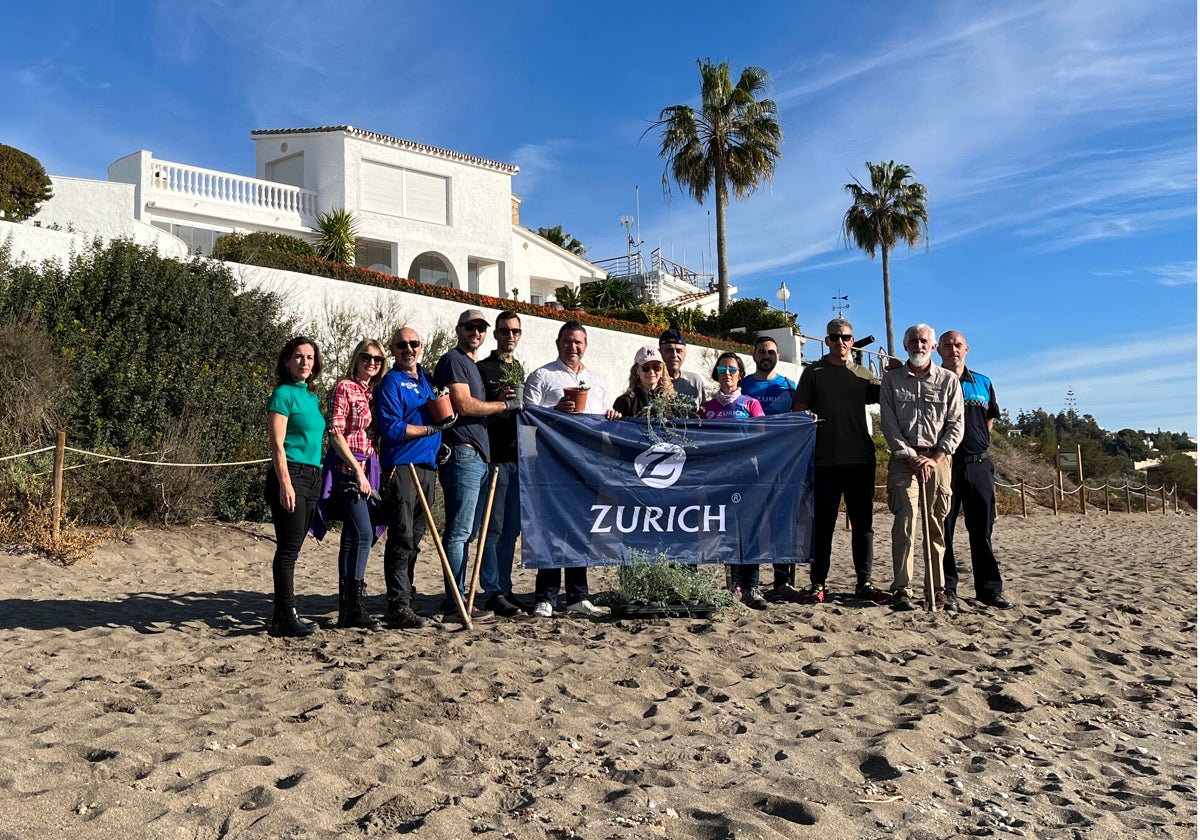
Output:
top-left (533, 600), bottom-right (553, 618)
top-left (564, 599), bottom-right (602, 617)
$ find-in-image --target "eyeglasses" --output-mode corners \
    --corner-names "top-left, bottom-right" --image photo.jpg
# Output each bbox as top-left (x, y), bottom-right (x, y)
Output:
top-left (359, 353), bottom-right (385, 366)
top-left (715, 365), bottom-right (739, 375)
top-left (461, 323), bottom-right (488, 334)
top-left (392, 340), bottom-right (421, 351)
top-left (827, 334), bottom-right (854, 343)
top-left (640, 364), bottom-right (663, 373)
top-left (496, 327), bottom-right (522, 336)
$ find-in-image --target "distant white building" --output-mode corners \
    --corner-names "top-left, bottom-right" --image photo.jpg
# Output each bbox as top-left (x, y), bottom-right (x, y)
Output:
top-left (31, 125), bottom-right (613, 305)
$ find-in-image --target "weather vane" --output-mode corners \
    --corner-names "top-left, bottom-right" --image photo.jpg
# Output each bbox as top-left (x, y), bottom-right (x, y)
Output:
top-left (832, 290), bottom-right (850, 317)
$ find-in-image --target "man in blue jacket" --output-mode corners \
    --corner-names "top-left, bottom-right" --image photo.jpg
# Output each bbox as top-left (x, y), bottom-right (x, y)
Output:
top-left (374, 326), bottom-right (452, 630)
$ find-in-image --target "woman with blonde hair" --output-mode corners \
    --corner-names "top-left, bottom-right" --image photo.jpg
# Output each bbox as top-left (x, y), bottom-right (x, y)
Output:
top-left (605, 345), bottom-right (687, 420)
top-left (322, 338), bottom-right (388, 630)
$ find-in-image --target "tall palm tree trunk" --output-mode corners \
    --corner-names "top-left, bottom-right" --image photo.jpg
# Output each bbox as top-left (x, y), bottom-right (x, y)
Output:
top-left (715, 179), bottom-right (730, 313)
top-left (881, 247), bottom-right (895, 357)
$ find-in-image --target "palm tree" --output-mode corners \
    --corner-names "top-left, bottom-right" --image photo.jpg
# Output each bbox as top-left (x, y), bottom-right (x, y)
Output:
top-left (842, 161), bottom-right (929, 357)
top-left (316, 207), bottom-right (360, 266)
top-left (536, 225), bottom-right (587, 257)
top-left (648, 59), bottom-right (783, 314)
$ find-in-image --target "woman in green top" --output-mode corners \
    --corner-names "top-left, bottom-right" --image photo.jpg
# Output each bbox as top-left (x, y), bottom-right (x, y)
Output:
top-left (266, 335), bottom-right (326, 637)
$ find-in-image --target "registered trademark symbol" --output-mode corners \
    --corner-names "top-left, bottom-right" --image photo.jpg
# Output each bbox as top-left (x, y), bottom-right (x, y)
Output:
top-left (730, 493), bottom-right (742, 503)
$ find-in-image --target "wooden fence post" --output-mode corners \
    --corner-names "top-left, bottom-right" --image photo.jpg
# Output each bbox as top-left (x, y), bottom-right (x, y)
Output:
top-left (1160, 485), bottom-right (1166, 514)
top-left (52, 429), bottom-right (66, 541)
top-left (1081, 484), bottom-right (1087, 516)
top-left (1105, 483), bottom-right (1111, 514)
top-left (1125, 484), bottom-right (1131, 513)
top-left (1020, 479), bottom-right (1027, 518)
top-left (1174, 485), bottom-right (1179, 514)
top-left (1051, 479), bottom-right (1058, 515)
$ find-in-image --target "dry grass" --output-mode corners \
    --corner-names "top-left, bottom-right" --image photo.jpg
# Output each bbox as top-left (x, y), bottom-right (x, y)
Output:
top-left (0, 504), bottom-right (107, 565)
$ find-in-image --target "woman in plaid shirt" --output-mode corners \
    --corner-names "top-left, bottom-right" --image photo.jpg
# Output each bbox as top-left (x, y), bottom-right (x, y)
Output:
top-left (327, 338), bottom-right (388, 629)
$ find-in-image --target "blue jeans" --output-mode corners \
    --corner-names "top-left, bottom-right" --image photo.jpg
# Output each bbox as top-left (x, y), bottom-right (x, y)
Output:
top-left (438, 444), bottom-right (488, 605)
top-left (478, 461), bottom-right (520, 601)
top-left (333, 471), bottom-right (374, 581)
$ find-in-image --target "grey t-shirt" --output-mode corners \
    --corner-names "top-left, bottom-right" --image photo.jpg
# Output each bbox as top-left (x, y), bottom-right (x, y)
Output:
top-left (672, 370), bottom-right (707, 412)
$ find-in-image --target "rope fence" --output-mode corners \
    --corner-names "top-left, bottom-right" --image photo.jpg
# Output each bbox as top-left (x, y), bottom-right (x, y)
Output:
top-left (3, 432), bottom-right (1185, 543)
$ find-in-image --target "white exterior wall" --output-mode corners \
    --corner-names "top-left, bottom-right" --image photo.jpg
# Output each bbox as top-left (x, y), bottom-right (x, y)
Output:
top-left (511, 226), bottom-right (606, 304)
top-left (254, 131), bottom-right (515, 299)
top-left (229, 262), bottom-right (802, 399)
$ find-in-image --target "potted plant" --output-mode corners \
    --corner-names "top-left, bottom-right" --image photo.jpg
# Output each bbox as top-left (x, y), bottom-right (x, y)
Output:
top-left (425, 385), bottom-right (454, 423)
top-left (610, 550), bottom-right (737, 619)
top-left (493, 357), bottom-right (527, 404)
top-left (563, 378), bottom-right (590, 413)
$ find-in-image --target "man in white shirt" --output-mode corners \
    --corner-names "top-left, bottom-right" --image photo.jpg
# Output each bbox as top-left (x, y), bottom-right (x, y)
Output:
top-left (524, 321), bottom-right (608, 617)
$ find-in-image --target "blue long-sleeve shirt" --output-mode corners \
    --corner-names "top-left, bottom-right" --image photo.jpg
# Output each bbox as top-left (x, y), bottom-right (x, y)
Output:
top-left (374, 366), bottom-right (441, 471)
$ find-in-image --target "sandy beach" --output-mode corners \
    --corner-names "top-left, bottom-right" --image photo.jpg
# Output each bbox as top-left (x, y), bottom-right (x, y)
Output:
top-left (0, 511), bottom-right (1194, 839)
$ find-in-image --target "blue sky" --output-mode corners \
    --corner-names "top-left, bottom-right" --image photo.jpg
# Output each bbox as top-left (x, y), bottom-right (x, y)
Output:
top-left (3, 1), bottom-right (1196, 435)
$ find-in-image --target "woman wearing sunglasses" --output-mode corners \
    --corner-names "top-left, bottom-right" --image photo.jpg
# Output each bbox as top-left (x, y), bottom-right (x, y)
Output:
top-left (322, 338), bottom-right (388, 630)
top-left (266, 335), bottom-right (326, 637)
top-left (606, 345), bottom-right (688, 419)
top-left (700, 351), bottom-right (768, 609)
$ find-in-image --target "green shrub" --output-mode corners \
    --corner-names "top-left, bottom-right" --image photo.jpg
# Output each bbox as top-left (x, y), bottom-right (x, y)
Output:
top-left (0, 239), bottom-right (293, 523)
top-left (211, 230), bottom-right (315, 262)
top-left (0, 144), bottom-right (53, 222)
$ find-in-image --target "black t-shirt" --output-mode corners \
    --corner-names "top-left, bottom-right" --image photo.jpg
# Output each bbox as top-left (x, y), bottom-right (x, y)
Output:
top-left (476, 351), bottom-right (518, 464)
top-left (433, 348), bottom-right (492, 461)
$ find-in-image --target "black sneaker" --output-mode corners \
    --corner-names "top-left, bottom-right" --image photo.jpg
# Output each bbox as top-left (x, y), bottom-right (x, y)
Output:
top-left (384, 606), bottom-right (427, 630)
top-left (890, 591), bottom-right (916, 611)
top-left (941, 591), bottom-right (959, 613)
top-left (799, 583), bottom-right (826, 604)
top-left (486, 594), bottom-right (522, 618)
top-left (854, 582), bottom-right (893, 604)
top-left (766, 582), bottom-right (799, 602)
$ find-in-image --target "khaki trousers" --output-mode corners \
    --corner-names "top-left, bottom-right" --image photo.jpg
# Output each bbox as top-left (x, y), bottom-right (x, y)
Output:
top-left (887, 457), bottom-right (952, 595)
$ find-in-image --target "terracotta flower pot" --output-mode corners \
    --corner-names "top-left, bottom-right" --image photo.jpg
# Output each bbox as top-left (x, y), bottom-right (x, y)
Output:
top-left (563, 387), bottom-right (589, 413)
top-left (425, 394), bottom-right (454, 422)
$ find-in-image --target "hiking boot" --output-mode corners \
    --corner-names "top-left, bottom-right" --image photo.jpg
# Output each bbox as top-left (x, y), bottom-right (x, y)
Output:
top-left (799, 583), bottom-right (826, 604)
top-left (890, 591), bottom-right (916, 611)
top-left (743, 586), bottom-right (768, 610)
top-left (855, 581), bottom-right (893, 604)
top-left (941, 590), bottom-right (959, 613)
top-left (384, 605), bottom-right (427, 630)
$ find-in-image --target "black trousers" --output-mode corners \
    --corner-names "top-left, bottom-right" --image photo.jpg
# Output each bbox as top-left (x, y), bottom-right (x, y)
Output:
top-left (810, 463), bottom-right (876, 588)
top-left (943, 458), bottom-right (1004, 598)
top-left (266, 462), bottom-right (321, 611)
top-left (382, 463), bottom-right (436, 610)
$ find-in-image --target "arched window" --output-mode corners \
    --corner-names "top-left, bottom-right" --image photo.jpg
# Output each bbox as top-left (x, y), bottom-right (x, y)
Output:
top-left (409, 252), bottom-right (453, 287)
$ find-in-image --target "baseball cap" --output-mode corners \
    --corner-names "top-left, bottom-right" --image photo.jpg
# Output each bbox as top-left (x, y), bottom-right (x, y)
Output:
top-left (658, 328), bottom-right (686, 346)
top-left (457, 308), bottom-right (490, 327)
top-left (634, 346), bottom-right (663, 366)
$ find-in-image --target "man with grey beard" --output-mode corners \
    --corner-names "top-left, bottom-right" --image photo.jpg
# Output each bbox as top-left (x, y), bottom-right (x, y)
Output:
top-left (880, 323), bottom-right (963, 611)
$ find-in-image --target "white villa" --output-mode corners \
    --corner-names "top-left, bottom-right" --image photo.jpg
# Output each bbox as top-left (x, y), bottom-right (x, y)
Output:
top-left (26, 125), bottom-right (720, 312)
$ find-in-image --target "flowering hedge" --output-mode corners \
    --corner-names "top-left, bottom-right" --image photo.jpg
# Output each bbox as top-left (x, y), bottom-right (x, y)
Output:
top-left (231, 251), bottom-right (752, 353)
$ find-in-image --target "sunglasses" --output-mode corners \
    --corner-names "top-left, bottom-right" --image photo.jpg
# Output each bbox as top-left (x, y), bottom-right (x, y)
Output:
top-left (715, 365), bottom-right (739, 375)
top-left (392, 340), bottom-right (421, 350)
top-left (640, 364), bottom-right (663, 373)
top-left (461, 323), bottom-right (488, 334)
top-left (827, 334), bottom-right (854, 343)
top-left (496, 327), bottom-right (522, 336)
top-left (358, 353), bottom-right (386, 366)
